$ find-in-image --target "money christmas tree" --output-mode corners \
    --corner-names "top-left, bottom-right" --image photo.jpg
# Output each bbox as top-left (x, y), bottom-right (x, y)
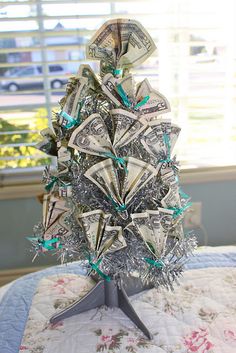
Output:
top-left (31, 19), bottom-right (196, 339)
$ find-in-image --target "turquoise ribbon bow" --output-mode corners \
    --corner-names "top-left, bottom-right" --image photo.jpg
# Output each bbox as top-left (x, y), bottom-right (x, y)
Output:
top-left (116, 83), bottom-right (150, 110)
top-left (59, 110), bottom-right (80, 129)
top-left (144, 257), bottom-right (164, 269)
top-left (45, 176), bottom-right (58, 191)
top-left (159, 134), bottom-right (179, 172)
top-left (168, 202), bottom-right (192, 219)
top-left (76, 99), bottom-right (85, 120)
top-left (107, 195), bottom-right (126, 212)
top-left (113, 69), bottom-right (123, 76)
top-left (45, 176), bottom-right (71, 193)
top-left (116, 83), bottom-right (131, 108)
top-left (134, 95), bottom-right (150, 109)
top-left (102, 152), bottom-right (128, 174)
top-left (163, 133), bottom-right (171, 159)
top-left (27, 237), bottom-right (62, 251)
top-left (87, 255), bottom-right (111, 282)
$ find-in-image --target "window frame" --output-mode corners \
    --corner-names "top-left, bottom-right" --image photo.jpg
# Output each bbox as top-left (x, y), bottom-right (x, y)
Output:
top-left (1, 0), bottom-right (236, 189)
top-left (1, 166), bottom-right (236, 200)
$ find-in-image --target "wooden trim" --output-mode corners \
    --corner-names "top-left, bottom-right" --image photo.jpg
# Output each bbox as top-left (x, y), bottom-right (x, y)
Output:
top-left (0, 184), bottom-right (44, 200)
top-left (0, 266), bottom-right (47, 287)
top-left (1, 165), bottom-right (236, 200)
top-left (180, 165), bottom-right (236, 184)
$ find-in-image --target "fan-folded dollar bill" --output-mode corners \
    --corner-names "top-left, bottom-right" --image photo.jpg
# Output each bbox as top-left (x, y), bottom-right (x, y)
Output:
top-left (84, 158), bottom-right (122, 206)
top-left (35, 128), bottom-right (57, 156)
top-left (111, 108), bottom-right (147, 147)
top-left (86, 18), bottom-right (156, 70)
top-left (136, 79), bottom-right (171, 119)
top-left (161, 171), bottom-right (181, 208)
top-left (141, 119), bottom-right (180, 162)
top-left (43, 195), bottom-right (70, 230)
top-left (68, 113), bottom-right (114, 157)
top-left (59, 64), bottom-right (101, 119)
top-left (68, 111), bottom-right (147, 158)
top-left (102, 73), bottom-right (170, 121)
top-left (62, 77), bottom-right (87, 118)
top-left (78, 209), bottom-right (126, 257)
top-left (78, 64), bottom-right (101, 92)
top-left (131, 208), bottom-right (174, 258)
top-left (84, 157), bottom-right (158, 209)
top-left (43, 211), bottom-right (72, 241)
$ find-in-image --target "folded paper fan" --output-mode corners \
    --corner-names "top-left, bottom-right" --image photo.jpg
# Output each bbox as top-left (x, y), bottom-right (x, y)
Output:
top-left (78, 209), bottom-right (126, 257)
top-left (84, 158), bottom-right (123, 208)
top-left (43, 195), bottom-right (70, 230)
top-left (131, 208), bottom-right (174, 258)
top-left (68, 113), bottom-right (114, 157)
top-left (111, 108), bottom-right (147, 148)
top-left (86, 18), bottom-right (156, 70)
top-left (77, 209), bottom-right (111, 251)
top-left (78, 64), bottom-right (101, 92)
top-left (85, 157), bottom-right (158, 211)
top-left (43, 211), bottom-right (72, 242)
top-left (121, 157), bottom-right (158, 205)
top-left (136, 79), bottom-right (171, 119)
top-left (141, 119), bottom-right (174, 160)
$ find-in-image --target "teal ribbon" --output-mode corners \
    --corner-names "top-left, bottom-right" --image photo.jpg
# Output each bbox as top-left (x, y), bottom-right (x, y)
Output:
top-left (45, 176), bottom-right (58, 191)
top-left (159, 134), bottom-right (178, 171)
top-left (42, 238), bottom-right (62, 250)
top-left (76, 99), bottom-right (85, 120)
top-left (113, 69), bottom-right (123, 76)
top-left (134, 95), bottom-right (150, 109)
top-left (107, 195), bottom-right (126, 212)
top-left (102, 152), bottom-right (128, 173)
top-left (168, 202), bottom-right (192, 219)
top-left (87, 255), bottom-right (111, 282)
top-left (159, 157), bottom-right (172, 164)
top-left (59, 110), bottom-right (80, 129)
top-left (116, 83), bottom-right (150, 110)
top-left (163, 133), bottom-right (171, 159)
top-left (27, 237), bottom-right (62, 251)
top-left (144, 257), bottom-right (164, 269)
top-left (116, 83), bottom-right (131, 108)
top-left (45, 177), bottom-right (71, 193)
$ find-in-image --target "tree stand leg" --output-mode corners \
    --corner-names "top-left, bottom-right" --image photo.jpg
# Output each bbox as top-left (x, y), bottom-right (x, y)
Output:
top-left (50, 277), bottom-right (153, 340)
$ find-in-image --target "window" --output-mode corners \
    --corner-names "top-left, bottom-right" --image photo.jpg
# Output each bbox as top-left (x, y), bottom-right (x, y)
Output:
top-left (0, 0), bottom-right (236, 171)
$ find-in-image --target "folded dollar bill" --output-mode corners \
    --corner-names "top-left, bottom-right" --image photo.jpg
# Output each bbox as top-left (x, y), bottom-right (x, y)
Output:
top-left (101, 73), bottom-right (170, 120)
top-left (43, 211), bottom-right (72, 242)
top-left (84, 157), bottom-right (158, 211)
top-left (77, 209), bottom-right (126, 258)
top-left (68, 113), bottom-right (114, 157)
top-left (141, 119), bottom-right (180, 163)
top-left (86, 18), bottom-right (156, 70)
top-left (131, 208), bottom-right (174, 258)
top-left (161, 171), bottom-right (181, 208)
top-left (68, 111), bottom-right (147, 160)
top-left (35, 128), bottom-right (57, 156)
top-left (43, 195), bottom-right (70, 230)
top-left (111, 108), bottom-right (147, 148)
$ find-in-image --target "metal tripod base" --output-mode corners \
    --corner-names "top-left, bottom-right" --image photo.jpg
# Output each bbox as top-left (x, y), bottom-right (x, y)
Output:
top-left (50, 277), bottom-right (153, 340)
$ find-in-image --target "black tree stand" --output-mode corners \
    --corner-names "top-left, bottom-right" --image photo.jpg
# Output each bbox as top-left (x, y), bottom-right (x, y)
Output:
top-left (50, 276), bottom-right (153, 340)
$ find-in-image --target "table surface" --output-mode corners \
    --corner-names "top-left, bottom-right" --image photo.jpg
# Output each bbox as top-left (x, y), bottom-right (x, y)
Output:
top-left (0, 246), bottom-right (236, 353)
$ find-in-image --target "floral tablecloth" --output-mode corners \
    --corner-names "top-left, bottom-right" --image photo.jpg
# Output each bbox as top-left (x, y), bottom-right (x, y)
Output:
top-left (19, 267), bottom-right (236, 353)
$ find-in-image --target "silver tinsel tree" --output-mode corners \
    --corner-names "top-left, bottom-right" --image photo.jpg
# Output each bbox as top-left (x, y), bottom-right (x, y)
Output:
top-left (30, 18), bottom-right (196, 293)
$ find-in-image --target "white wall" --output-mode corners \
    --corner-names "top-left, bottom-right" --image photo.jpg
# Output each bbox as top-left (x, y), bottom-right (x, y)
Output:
top-left (0, 179), bottom-right (236, 270)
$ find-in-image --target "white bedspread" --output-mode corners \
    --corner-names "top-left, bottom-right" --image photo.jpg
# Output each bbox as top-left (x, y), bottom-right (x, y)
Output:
top-left (19, 267), bottom-right (236, 353)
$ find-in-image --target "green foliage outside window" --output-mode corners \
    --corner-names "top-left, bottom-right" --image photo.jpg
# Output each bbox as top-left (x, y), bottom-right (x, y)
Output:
top-left (0, 108), bottom-right (51, 169)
